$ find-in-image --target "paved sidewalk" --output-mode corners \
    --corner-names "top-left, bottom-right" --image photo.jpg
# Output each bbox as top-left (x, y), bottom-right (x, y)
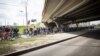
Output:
top-left (41, 30), bottom-right (89, 44)
top-left (3, 30), bottom-right (90, 56)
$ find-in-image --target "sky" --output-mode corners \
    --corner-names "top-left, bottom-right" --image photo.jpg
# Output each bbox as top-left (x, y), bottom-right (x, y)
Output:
top-left (0, 0), bottom-right (100, 26)
top-left (0, 0), bottom-right (45, 26)
top-left (90, 20), bottom-right (100, 25)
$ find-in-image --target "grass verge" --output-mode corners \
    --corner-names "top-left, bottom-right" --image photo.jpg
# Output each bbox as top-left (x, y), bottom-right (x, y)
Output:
top-left (0, 37), bottom-right (37, 55)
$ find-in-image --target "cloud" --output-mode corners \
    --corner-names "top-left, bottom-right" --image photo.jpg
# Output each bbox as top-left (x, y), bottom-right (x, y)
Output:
top-left (0, 0), bottom-right (45, 25)
top-left (0, 13), bottom-right (6, 19)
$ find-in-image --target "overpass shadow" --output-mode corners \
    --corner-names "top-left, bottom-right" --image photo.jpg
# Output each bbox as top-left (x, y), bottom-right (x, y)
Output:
top-left (81, 29), bottom-right (100, 40)
top-left (64, 29), bottom-right (100, 40)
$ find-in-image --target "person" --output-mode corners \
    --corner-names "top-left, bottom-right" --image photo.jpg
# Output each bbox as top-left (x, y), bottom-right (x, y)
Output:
top-left (2, 26), bottom-right (10, 40)
top-left (0, 27), bottom-right (2, 40)
top-left (29, 28), bottom-right (33, 36)
top-left (9, 27), bottom-right (14, 38)
top-left (13, 27), bottom-right (19, 38)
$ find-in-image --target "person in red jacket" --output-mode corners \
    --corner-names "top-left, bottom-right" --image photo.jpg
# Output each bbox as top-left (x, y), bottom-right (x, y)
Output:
top-left (2, 26), bottom-right (10, 40)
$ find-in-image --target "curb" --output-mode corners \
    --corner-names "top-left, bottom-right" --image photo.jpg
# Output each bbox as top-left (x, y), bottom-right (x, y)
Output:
top-left (4, 32), bottom-right (88, 56)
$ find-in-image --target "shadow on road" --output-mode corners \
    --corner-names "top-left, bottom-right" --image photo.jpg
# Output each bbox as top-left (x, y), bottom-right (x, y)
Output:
top-left (80, 30), bottom-right (100, 40)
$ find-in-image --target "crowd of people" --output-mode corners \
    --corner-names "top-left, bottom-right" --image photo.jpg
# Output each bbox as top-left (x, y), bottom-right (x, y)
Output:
top-left (0, 25), bottom-right (94, 40)
top-left (0, 26), bottom-right (60, 40)
top-left (0, 26), bottom-right (19, 40)
top-left (0, 26), bottom-right (62, 40)
top-left (23, 27), bottom-right (59, 37)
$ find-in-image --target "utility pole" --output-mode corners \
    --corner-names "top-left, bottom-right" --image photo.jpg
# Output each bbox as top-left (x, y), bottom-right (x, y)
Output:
top-left (25, 0), bottom-right (28, 29)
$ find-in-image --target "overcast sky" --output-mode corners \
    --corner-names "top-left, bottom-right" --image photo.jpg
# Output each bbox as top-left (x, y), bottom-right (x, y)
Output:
top-left (0, 0), bottom-right (45, 26)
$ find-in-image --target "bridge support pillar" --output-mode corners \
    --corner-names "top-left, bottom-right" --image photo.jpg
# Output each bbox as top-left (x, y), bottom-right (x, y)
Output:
top-left (53, 21), bottom-right (59, 29)
top-left (75, 22), bottom-right (79, 30)
top-left (76, 23), bottom-right (79, 28)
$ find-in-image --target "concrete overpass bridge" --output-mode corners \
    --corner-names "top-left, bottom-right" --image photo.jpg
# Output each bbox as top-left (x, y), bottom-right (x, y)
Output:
top-left (42, 0), bottom-right (100, 30)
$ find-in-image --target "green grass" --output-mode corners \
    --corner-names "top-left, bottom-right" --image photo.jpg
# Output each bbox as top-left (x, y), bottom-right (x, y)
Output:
top-left (0, 37), bottom-right (37, 55)
top-left (0, 46), bottom-right (14, 55)
top-left (0, 38), bottom-right (36, 45)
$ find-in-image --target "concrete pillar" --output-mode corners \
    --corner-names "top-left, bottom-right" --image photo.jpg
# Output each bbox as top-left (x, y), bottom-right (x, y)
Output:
top-left (75, 22), bottom-right (79, 30)
top-left (72, 20), bottom-right (79, 30)
top-left (76, 23), bottom-right (79, 28)
top-left (53, 21), bottom-right (59, 28)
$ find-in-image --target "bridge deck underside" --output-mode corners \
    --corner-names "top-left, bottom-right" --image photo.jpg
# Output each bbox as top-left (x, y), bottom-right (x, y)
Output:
top-left (42, 0), bottom-right (100, 26)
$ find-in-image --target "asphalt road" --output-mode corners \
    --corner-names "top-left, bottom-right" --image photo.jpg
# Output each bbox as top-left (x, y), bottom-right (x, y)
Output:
top-left (20, 30), bottom-right (100, 56)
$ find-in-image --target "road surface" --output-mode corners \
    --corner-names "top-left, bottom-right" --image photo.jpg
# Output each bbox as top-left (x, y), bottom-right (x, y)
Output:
top-left (20, 30), bottom-right (100, 56)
